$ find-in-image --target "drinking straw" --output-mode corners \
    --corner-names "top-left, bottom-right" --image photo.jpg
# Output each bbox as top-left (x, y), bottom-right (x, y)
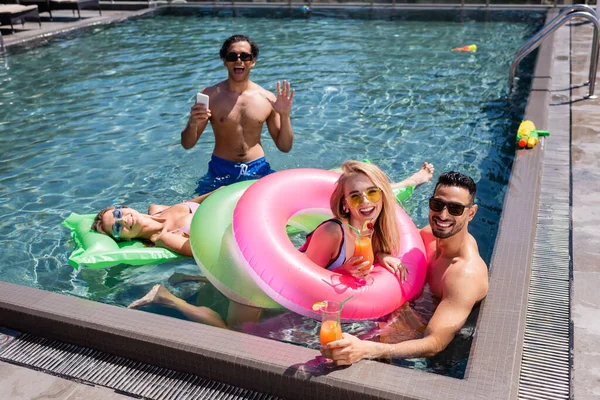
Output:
top-left (348, 223), bottom-right (361, 242)
top-left (340, 295), bottom-right (354, 310)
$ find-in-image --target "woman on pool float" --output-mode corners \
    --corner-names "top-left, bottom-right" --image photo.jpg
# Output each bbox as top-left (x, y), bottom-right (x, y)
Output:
top-left (126, 162), bottom-right (435, 329)
top-left (91, 190), bottom-right (218, 257)
top-left (301, 160), bottom-right (430, 280)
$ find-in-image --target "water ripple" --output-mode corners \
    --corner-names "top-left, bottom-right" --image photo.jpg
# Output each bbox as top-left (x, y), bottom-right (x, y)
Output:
top-left (0, 11), bottom-right (540, 375)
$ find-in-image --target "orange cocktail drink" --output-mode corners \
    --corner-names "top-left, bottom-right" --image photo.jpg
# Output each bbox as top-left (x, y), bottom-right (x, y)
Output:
top-left (354, 235), bottom-right (375, 271)
top-left (320, 320), bottom-right (342, 346)
top-left (318, 300), bottom-right (342, 346)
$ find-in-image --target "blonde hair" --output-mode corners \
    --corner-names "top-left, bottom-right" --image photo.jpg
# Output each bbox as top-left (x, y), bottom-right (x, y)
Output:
top-left (330, 160), bottom-right (400, 256)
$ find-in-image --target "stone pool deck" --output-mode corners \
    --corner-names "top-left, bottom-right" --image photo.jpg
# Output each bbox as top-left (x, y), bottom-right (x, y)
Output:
top-left (0, 360), bottom-right (133, 400)
top-left (1, 9), bottom-right (150, 50)
top-left (570, 18), bottom-right (600, 400)
top-left (1, 6), bottom-right (599, 400)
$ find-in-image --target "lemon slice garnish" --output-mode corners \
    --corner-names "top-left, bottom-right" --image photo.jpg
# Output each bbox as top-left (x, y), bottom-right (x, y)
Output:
top-left (312, 301), bottom-right (326, 311)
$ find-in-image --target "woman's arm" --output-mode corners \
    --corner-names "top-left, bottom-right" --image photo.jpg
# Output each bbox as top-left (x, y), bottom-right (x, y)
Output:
top-left (303, 222), bottom-right (342, 268)
top-left (189, 186), bottom-right (225, 204)
top-left (154, 233), bottom-right (193, 257)
top-left (304, 222), bottom-right (369, 277)
top-left (375, 252), bottom-right (408, 281)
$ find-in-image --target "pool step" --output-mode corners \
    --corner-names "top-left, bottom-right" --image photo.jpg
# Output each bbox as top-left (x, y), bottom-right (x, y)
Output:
top-left (0, 328), bottom-right (281, 400)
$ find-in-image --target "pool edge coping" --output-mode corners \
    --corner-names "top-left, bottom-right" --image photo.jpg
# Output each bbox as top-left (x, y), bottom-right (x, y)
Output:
top-left (0, 9), bottom-right (557, 400)
top-left (2, 8), bottom-right (156, 51)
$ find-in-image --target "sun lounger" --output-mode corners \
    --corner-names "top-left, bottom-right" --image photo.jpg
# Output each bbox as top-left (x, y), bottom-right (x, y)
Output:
top-left (15, 0), bottom-right (100, 20)
top-left (4, 0), bottom-right (52, 19)
top-left (49, 0), bottom-right (101, 19)
top-left (16, 0), bottom-right (51, 19)
top-left (0, 4), bottom-right (41, 33)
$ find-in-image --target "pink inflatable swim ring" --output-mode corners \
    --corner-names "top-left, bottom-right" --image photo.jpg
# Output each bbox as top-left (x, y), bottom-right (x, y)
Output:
top-left (232, 168), bottom-right (427, 321)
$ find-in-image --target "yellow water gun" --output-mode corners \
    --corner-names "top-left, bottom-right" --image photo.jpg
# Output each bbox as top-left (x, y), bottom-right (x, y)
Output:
top-left (516, 120), bottom-right (550, 149)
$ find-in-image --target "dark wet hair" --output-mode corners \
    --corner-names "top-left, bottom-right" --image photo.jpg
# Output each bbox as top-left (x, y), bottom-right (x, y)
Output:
top-left (219, 34), bottom-right (259, 60)
top-left (435, 172), bottom-right (477, 204)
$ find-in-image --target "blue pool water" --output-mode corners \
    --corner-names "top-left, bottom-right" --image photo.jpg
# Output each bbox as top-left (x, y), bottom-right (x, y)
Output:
top-left (0, 9), bottom-right (543, 377)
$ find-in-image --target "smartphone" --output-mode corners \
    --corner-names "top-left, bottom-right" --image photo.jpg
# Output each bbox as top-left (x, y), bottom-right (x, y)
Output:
top-left (196, 93), bottom-right (209, 109)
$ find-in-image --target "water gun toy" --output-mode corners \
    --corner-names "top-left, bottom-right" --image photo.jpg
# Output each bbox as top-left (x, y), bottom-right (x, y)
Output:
top-left (452, 44), bottom-right (477, 52)
top-left (516, 120), bottom-right (550, 149)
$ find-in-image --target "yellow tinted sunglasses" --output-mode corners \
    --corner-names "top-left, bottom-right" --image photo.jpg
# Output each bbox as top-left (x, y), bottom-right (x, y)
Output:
top-left (347, 187), bottom-right (382, 208)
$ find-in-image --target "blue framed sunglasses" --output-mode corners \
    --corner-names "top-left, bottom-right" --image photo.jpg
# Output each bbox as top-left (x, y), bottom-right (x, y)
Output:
top-left (112, 205), bottom-right (124, 239)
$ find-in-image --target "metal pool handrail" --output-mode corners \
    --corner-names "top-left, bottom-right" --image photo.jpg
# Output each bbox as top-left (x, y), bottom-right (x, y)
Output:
top-left (515, 4), bottom-right (596, 58)
top-left (509, 7), bottom-right (599, 99)
top-left (514, 4), bottom-right (597, 64)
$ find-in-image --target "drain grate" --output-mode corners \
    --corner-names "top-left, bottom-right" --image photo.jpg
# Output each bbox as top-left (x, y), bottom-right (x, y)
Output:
top-left (517, 186), bottom-right (571, 400)
top-left (0, 329), bottom-right (282, 400)
top-left (516, 148), bottom-right (572, 395)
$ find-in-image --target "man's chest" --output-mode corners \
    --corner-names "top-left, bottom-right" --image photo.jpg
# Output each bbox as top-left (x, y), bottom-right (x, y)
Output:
top-left (213, 96), bottom-right (271, 125)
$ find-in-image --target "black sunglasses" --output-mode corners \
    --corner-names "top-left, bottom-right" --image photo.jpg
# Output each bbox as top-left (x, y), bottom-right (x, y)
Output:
top-left (429, 197), bottom-right (472, 216)
top-left (224, 52), bottom-right (253, 62)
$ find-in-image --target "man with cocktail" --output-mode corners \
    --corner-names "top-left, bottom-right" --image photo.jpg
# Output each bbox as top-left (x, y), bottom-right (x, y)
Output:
top-left (321, 172), bottom-right (489, 365)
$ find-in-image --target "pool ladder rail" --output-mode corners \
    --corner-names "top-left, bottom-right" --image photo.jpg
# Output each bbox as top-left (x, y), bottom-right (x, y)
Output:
top-left (509, 4), bottom-right (599, 99)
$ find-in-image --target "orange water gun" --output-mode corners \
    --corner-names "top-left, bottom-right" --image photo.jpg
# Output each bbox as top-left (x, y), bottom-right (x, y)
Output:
top-left (516, 120), bottom-right (550, 149)
top-left (452, 44), bottom-right (477, 52)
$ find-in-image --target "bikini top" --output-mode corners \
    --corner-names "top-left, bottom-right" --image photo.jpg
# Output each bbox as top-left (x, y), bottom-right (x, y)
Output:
top-left (298, 218), bottom-right (347, 271)
top-left (152, 201), bottom-right (199, 236)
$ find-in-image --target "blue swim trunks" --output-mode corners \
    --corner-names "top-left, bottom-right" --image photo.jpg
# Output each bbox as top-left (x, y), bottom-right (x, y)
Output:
top-left (194, 154), bottom-right (276, 195)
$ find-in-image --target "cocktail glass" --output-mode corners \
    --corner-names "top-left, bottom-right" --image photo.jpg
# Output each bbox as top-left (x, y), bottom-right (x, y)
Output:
top-left (354, 235), bottom-right (375, 285)
top-left (319, 300), bottom-right (342, 346)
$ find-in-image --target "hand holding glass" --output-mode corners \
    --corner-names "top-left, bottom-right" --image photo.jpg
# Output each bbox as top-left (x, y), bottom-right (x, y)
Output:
top-left (354, 235), bottom-right (374, 272)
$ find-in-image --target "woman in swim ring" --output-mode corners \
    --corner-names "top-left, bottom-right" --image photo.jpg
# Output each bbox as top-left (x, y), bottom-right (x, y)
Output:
top-left (125, 162), bottom-right (434, 328)
top-left (91, 190), bottom-right (217, 257)
top-left (302, 160), bottom-right (415, 280)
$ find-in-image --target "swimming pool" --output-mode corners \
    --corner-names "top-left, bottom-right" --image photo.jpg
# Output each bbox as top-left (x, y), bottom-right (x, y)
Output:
top-left (0, 8), bottom-right (543, 378)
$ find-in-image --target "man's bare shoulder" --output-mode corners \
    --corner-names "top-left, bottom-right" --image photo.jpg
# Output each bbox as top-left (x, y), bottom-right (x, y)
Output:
top-left (203, 81), bottom-right (227, 96)
top-left (247, 82), bottom-right (276, 101)
top-left (448, 254), bottom-right (487, 281)
top-left (420, 225), bottom-right (434, 244)
top-left (446, 238), bottom-right (488, 300)
top-left (465, 234), bottom-right (487, 275)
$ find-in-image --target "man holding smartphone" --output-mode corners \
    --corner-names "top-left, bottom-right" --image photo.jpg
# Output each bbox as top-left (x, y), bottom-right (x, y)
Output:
top-left (181, 34), bottom-right (295, 195)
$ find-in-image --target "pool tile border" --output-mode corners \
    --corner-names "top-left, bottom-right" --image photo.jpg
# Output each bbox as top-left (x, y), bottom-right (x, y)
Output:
top-left (0, 8), bottom-right (557, 400)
